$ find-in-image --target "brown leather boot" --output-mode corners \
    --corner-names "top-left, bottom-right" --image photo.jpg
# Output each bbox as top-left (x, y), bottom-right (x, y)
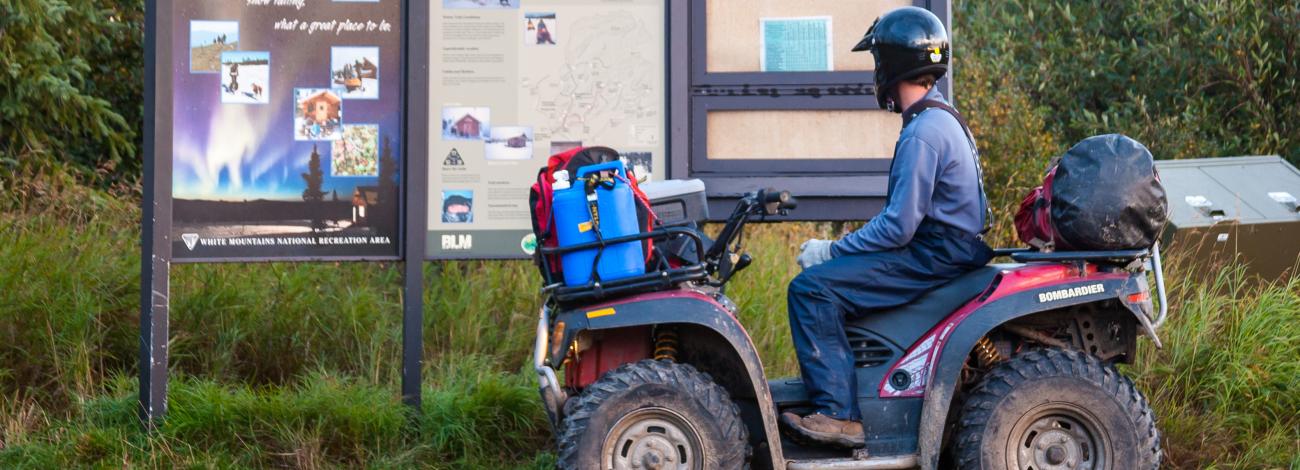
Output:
top-left (779, 412), bottom-right (866, 448)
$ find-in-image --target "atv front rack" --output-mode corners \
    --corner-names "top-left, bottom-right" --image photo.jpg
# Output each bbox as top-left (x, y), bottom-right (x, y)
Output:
top-left (537, 226), bottom-right (709, 304)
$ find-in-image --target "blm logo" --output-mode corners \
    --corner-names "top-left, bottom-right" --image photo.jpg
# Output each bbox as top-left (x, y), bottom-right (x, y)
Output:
top-left (441, 234), bottom-right (472, 250)
top-left (182, 233), bottom-right (201, 251)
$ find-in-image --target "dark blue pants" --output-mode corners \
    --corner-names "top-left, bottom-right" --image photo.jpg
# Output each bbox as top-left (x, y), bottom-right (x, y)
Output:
top-left (787, 222), bottom-right (993, 421)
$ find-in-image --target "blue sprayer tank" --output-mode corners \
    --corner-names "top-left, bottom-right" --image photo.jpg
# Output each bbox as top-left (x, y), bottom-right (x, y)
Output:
top-left (552, 161), bottom-right (645, 286)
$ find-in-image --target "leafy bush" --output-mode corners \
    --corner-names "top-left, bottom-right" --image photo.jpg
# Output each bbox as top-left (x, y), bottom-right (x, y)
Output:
top-left (0, 0), bottom-right (144, 189)
top-left (957, 0), bottom-right (1300, 166)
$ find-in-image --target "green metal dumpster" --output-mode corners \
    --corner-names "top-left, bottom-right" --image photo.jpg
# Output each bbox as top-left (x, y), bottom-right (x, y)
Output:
top-left (1155, 156), bottom-right (1300, 279)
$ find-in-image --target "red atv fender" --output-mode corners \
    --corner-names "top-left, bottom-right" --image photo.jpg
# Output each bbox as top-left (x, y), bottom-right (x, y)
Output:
top-left (538, 288), bottom-right (792, 467)
top-left (907, 261), bottom-right (1162, 469)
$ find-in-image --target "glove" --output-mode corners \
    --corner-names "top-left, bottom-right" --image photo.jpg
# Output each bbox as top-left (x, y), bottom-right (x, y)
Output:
top-left (797, 239), bottom-right (835, 270)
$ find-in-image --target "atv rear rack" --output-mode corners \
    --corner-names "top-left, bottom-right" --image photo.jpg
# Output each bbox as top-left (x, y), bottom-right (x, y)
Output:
top-left (999, 244), bottom-right (1168, 329)
top-left (1006, 247), bottom-right (1149, 264)
top-left (537, 226), bottom-right (709, 304)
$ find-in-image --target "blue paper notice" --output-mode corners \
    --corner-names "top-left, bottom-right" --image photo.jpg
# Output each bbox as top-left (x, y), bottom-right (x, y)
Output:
top-left (761, 17), bottom-right (833, 72)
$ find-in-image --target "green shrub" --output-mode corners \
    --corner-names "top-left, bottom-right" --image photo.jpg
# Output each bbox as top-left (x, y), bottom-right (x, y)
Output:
top-left (957, 0), bottom-right (1300, 166)
top-left (0, 0), bottom-right (144, 190)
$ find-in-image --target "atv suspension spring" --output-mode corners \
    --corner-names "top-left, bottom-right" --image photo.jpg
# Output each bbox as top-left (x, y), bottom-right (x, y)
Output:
top-left (654, 330), bottom-right (679, 362)
top-left (974, 336), bottom-right (1002, 368)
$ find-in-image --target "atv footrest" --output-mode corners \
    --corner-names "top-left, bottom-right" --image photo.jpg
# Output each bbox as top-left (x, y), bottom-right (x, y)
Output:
top-left (786, 454), bottom-right (919, 470)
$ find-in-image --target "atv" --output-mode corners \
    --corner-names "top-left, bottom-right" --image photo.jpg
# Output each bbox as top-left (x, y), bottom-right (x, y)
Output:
top-left (533, 184), bottom-right (1166, 469)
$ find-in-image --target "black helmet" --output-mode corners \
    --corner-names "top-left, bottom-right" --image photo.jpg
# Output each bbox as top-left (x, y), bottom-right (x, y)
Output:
top-left (852, 7), bottom-right (950, 112)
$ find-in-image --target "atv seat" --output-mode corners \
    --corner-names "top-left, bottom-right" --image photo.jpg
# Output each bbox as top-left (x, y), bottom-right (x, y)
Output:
top-left (847, 265), bottom-right (1005, 349)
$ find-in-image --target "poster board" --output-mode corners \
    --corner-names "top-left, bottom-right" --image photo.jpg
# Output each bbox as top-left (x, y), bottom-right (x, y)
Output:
top-left (163, 0), bottom-right (405, 262)
top-left (706, 0), bottom-right (910, 73)
top-left (426, 0), bottom-right (668, 259)
top-left (144, 0), bottom-right (424, 425)
top-left (674, 0), bottom-right (952, 220)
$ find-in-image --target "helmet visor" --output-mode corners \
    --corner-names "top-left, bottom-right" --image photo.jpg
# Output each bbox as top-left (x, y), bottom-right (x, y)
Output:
top-left (851, 18), bottom-right (878, 52)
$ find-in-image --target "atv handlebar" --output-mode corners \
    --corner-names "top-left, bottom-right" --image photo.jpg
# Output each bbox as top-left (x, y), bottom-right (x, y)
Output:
top-left (762, 189), bottom-right (797, 211)
top-left (702, 189), bottom-right (796, 285)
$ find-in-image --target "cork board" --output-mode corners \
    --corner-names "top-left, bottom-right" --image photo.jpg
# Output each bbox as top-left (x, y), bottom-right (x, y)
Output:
top-left (707, 110), bottom-right (900, 160)
top-left (706, 0), bottom-right (911, 73)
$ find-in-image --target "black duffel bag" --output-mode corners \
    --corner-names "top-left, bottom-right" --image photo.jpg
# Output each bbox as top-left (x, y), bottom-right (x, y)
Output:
top-left (1049, 134), bottom-right (1169, 251)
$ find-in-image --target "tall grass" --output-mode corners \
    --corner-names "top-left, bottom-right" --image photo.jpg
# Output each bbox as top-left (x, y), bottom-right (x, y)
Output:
top-left (1, 189), bottom-right (1296, 467)
top-left (1129, 258), bottom-right (1300, 469)
top-left (0, 367), bottom-right (551, 469)
top-left (0, 179), bottom-right (555, 468)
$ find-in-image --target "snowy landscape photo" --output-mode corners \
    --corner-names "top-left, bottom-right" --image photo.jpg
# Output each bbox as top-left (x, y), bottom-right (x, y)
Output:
top-left (221, 51), bottom-right (270, 105)
top-left (442, 106), bottom-right (491, 141)
top-left (331, 47), bottom-right (380, 100)
top-left (486, 126), bottom-right (534, 161)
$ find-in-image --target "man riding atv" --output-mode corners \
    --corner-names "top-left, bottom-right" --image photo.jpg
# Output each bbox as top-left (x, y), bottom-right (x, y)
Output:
top-left (533, 5), bottom-right (1165, 470)
top-left (781, 7), bottom-right (991, 448)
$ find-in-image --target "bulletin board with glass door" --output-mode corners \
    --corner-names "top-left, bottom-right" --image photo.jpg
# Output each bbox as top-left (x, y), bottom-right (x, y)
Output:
top-left (426, 0), bottom-right (669, 259)
top-left (669, 0), bottom-right (954, 220)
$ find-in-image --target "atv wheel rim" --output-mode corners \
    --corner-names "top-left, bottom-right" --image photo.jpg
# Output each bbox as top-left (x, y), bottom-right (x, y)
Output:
top-left (602, 407), bottom-right (703, 470)
top-left (1008, 402), bottom-right (1109, 470)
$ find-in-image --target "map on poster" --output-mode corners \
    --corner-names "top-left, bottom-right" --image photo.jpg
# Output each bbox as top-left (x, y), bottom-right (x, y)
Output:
top-left (428, 0), bottom-right (666, 259)
top-left (169, 1), bottom-right (403, 261)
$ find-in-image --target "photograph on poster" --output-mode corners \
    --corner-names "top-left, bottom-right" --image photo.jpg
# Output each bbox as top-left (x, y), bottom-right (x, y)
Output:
top-left (620, 151), bottom-right (653, 182)
top-left (331, 47), bottom-right (380, 100)
top-left (295, 89), bottom-right (344, 141)
top-left (524, 13), bottom-right (558, 46)
top-left (441, 190), bottom-right (475, 223)
top-left (444, 0), bottom-right (518, 9)
top-left (550, 141), bottom-right (582, 156)
top-left (332, 124), bottom-right (380, 176)
top-left (220, 51), bottom-right (271, 105)
top-left (173, 142), bottom-right (397, 244)
top-left (486, 127), bottom-right (534, 161)
top-left (442, 106), bottom-right (491, 141)
top-left (189, 20), bottom-right (238, 73)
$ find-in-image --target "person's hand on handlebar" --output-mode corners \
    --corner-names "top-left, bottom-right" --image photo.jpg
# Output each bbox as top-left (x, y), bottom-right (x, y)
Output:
top-left (797, 239), bottom-right (834, 270)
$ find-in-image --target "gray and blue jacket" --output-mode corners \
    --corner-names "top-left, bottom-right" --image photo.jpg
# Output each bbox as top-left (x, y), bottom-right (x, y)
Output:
top-left (831, 87), bottom-right (987, 256)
